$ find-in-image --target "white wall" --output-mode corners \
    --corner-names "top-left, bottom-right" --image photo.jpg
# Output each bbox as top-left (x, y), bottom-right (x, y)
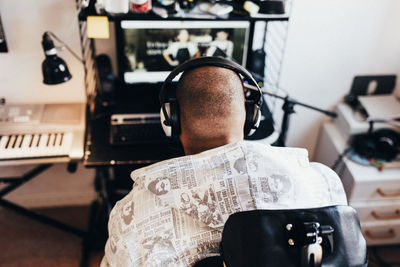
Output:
top-left (0, 1), bottom-right (94, 208)
top-left (0, 0), bottom-right (86, 104)
top-left (279, 0), bottom-right (400, 158)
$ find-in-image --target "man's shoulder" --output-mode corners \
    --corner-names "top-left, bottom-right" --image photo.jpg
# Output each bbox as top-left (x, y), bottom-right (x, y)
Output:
top-left (129, 141), bottom-right (309, 178)
top-left (129, 142), bottom-right (245, 181)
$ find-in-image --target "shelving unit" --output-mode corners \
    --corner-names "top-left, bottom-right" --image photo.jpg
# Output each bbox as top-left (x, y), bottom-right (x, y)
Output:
top-left (76, 0), bottom-right (290, 22)
top-left (76, 1), bottom-right (293, 112)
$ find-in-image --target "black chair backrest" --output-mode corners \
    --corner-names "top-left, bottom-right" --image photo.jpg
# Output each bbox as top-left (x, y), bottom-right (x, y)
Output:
top-left (194, 205), bottom-right (367, 267)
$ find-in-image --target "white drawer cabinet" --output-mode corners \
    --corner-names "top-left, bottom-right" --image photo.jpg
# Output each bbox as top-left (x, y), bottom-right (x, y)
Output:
top-left (314, 122), bottom-right (400, 246)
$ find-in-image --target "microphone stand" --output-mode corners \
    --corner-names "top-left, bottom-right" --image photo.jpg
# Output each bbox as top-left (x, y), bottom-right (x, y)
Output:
top-left (261, 90), bottom-right (338, 147)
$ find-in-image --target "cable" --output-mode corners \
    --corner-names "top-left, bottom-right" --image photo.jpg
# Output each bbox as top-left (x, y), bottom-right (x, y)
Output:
top-left (331, 146), bottom-right (352, 171)
top-left (45, 31), bottom-right (84, 63)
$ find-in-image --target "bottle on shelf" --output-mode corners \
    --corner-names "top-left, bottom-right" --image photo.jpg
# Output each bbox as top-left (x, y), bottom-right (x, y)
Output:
top-left (130, 0), bottom-right (152, 13)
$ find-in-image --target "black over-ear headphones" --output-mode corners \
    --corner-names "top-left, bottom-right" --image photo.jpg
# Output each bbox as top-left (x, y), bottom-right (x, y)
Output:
top-left (159, 56), bottom-right (263, 138)
top-left (351, 128), bottom-right (399, 161)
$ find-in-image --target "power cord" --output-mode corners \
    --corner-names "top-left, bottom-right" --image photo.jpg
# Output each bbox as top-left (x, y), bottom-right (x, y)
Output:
top-left (331, 146), bottom-right (352, 172)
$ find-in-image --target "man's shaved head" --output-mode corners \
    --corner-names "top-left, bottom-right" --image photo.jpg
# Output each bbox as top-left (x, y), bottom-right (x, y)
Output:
top-left (176, 66), bottom-right (246, 154)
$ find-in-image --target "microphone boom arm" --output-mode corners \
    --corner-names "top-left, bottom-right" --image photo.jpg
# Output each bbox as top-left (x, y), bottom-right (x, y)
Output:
top-left (261, 90), bottom-right (338, 118)
top-left (254, 87), bottom-right (337, 147)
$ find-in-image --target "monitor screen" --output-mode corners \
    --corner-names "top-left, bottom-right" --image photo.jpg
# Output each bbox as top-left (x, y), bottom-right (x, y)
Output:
top-left (118, 20), bottom-right (251, 84)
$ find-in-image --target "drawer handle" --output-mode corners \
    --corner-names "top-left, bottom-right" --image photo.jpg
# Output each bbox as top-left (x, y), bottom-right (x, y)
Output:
top-left (377, 188), bottom-right (400, 197)
top-left (366, 229), bottom-right (396, 239)
top-left (371, 209), bottom-right (400, 220)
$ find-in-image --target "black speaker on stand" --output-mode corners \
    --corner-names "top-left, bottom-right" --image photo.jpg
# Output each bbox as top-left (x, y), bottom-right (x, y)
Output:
top-left (96, 54), bottom-right (116, 109)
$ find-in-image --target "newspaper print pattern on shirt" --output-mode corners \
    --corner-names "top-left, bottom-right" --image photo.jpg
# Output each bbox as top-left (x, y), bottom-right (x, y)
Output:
top-left (101, 141), bottom-right (347, 266)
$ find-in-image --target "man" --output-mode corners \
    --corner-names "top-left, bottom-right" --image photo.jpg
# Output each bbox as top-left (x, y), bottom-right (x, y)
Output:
top-left (101, 62), bottom-right (347, 266)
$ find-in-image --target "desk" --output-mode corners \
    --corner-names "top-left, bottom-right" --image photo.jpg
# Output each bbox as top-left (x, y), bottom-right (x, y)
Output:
top-left (84, 112), bottom-right (184, 167)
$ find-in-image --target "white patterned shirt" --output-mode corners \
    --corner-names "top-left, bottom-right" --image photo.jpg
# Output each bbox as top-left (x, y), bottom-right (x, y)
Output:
top-left (101, 141), bottom-right (347, 266)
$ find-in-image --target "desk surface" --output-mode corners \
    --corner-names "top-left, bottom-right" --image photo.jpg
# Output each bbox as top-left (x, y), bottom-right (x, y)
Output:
top-left (84, 112), bottom-right (184, 167)
top-left (84, 84), bottom-right (185, 167)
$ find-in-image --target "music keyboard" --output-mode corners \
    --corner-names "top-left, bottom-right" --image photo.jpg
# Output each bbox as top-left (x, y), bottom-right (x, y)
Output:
top-left (0, 133), bottom-right (73, 160)
top-left (0, 103), bottom-right (85, 165)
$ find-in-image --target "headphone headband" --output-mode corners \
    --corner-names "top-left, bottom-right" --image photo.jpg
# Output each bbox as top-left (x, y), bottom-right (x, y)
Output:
top-left (160, 57), bottom-right (262, 120)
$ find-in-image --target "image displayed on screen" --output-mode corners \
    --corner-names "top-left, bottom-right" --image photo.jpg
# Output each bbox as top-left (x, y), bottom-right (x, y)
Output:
top-left (120, 20), bottom-right (250, 83)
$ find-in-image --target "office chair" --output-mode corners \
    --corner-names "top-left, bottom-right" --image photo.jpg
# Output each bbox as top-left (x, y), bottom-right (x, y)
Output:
top-left (194, 205), bottom-right (368, 267)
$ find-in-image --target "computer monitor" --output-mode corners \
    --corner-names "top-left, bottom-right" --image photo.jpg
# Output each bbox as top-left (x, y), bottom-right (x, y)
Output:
top-left (117, 20), bottom-right (251, 84)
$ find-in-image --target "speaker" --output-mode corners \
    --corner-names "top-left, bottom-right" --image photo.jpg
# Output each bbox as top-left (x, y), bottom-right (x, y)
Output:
top-left (159, 56), bottom-right (263, 138)
top-left (96, 54), bottom-right (116, 107)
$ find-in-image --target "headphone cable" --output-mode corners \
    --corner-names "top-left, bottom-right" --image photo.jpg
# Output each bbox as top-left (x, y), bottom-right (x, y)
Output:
top-left (331, 146), bottom-right (352, 172)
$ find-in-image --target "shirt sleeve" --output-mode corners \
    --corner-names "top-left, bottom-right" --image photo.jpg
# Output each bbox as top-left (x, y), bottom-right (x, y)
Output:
top-left (310, 162), bottom-right (348, 206)
top-left (101, 191), bottom-right (136, 267)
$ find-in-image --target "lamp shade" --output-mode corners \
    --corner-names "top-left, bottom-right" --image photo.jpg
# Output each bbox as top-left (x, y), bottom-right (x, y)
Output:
top-left (42, 55), bottom-right (72, 84)
top-left (41, 32), bottom-right (72, 85)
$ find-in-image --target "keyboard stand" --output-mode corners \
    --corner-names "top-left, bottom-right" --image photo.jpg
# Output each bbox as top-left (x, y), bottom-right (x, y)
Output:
top-left (0, 164), bottom-right (86, 237)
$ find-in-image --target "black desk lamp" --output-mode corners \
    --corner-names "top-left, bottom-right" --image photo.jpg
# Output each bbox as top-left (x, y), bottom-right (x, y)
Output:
top-left (41, 31), bottom-right (83, 85)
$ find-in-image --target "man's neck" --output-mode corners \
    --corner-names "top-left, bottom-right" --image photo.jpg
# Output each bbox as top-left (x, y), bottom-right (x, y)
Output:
top-left (182, 135), bottom-right (243, 155)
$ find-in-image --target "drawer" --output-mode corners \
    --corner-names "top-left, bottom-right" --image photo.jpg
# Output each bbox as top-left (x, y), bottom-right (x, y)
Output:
top-left (343, 167), bottom-right (400, 201)
top-left (351, 200), bottom-right (400, 223)
top-left (361, 220), bottom-right (400, 246)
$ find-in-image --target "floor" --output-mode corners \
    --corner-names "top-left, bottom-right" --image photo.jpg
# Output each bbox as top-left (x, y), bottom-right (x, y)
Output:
top-left (0, 205), bottom-right (103, 267)
top-left (0, 205), bottom-right (399, 267)
top-left (368, 245), bottom-right (400, 267)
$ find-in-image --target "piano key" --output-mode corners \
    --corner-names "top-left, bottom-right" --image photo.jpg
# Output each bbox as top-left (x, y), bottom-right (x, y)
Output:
top-left (48, 134), bottom-right (55, 147)
top-left (38, 134), bottom-right (49, 148)
top-left (21, 134), bottom-right (32, 148)
top-left (0, 135), bottom-right (9, 149)
top-left (14, 135), bottom-right (23, 148)
top-left (61, 133), bottom-right (73, 149)
top-left (59, 133), bottom-right (64, 146)
top-left (36, 134), bottom-right (42, 147)
top-left (6, 135), bottom-right (16, 149)
top-left (4, 135), bottom-right (20, 159)
top-left (55, 133), bottom-right (62, 147)
top-left (53, 133), bottom-right (58, 146)
top-left (30, 134), bottom-right (40, 148)
top-left (18, 135), bottom-right (25, 148)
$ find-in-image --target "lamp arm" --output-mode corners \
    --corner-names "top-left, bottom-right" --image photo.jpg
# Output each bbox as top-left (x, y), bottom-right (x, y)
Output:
top-left (45, 31), bottom-right (84, 63)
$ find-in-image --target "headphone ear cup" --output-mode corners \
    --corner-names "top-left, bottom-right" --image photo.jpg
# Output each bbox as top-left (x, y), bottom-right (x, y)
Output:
top-left (374, 129), bottom-right (399, 161)
top-left (160, 103), bottom-right (172, 137)
top-left (169, 101), bottom-right (180, 138)
top-left (251, 106), bottom-right (261, 135)
top-left (245, 101), bottom-right (260, 136)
